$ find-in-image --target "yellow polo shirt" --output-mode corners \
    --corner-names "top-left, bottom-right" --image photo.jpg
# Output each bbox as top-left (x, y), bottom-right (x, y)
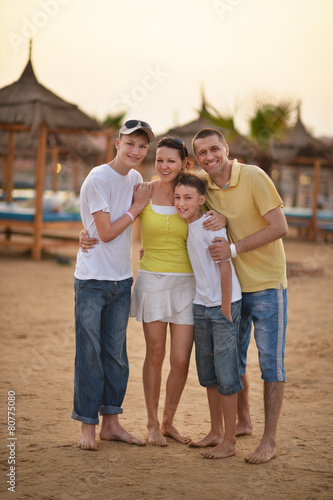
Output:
top-left (201, 160), bottom-right (287, 292)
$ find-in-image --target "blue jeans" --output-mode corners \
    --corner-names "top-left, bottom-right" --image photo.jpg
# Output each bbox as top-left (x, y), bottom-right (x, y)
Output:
top-left (193, 300), bottom-right (243, 396)
top-left (239, 286), bottom-right (287, 382)
top-left (72, 277), bottom-right (133, 425)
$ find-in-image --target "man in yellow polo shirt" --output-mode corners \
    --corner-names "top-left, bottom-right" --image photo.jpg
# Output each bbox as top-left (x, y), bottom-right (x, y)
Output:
top-left (192, 128), bottom-right (288, 464)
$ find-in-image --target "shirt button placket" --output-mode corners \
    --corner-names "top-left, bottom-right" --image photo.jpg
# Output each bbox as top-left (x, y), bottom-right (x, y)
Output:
top-left (165, 216), bottom-right (170, 239)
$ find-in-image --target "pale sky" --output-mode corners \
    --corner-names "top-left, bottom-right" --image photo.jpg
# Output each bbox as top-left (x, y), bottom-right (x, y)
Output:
top-left (1, 0), bottom-right (333, 137)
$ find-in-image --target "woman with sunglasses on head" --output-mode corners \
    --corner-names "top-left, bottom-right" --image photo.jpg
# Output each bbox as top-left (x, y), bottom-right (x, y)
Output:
top-left (80, 135), bottom-right (225, 447)
top-left (130, 136), bottom-right (225, 447)
top-left (130, 136), bottom-right (194, 446)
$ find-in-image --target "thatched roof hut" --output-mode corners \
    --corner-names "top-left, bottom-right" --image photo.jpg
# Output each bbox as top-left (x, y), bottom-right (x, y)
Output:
top-left (0, 57), bottom-right (101, 135)
top-left (273, 114), bottom-right (330, 164)
top-left (0, 49), bottom-right (109, 169)
top-left (0, 45), bottom-right (113, 259)
top-left (272, 112), bottom-right (333, 240)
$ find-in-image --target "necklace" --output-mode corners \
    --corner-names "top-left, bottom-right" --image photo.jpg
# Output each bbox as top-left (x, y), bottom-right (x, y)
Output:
top-left (158, 182), bottom-right (174, 206)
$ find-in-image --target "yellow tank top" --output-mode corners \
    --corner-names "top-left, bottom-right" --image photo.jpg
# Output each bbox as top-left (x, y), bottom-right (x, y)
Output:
top-left (138, 201), bottom-right (193, 274)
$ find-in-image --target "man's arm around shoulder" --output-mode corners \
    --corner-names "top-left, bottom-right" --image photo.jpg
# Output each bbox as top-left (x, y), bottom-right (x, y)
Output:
top-left (209, 206), bottom-right (288, 261)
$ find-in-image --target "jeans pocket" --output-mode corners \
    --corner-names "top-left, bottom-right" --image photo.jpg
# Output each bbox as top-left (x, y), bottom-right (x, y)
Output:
top-left (74, 278), bottom-right (92, 292)
top-left (219, 309), bottom-right (234, 325)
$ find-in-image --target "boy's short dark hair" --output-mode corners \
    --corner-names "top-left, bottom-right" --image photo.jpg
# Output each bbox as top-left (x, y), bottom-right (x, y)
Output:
top-left (192, 128), bottom-right (227, 154)
top-left (176, 172), bottom-right (206, 196)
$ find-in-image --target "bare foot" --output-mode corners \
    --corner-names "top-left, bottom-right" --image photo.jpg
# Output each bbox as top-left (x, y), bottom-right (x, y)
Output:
top-left (189, 431), bottom-right (223, 448)
top-left (245, 440), bottom-right (276, 464)
top-left (77, 423), bottom-right (98, 451)
top-left (236, 421), bottom-right (253, 437)
top-left (100, 417), bottom-right (146, 446)
top-left (201, 439), bottom-right (236, 459)
top-left (147, 426), bottom-right (168, 447)
top-left (161, 423), bottom-right (191, 444)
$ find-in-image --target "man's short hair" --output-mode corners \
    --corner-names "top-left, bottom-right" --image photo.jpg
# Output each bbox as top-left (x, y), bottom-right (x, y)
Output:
top-left (192, 128), bottom-right (227, 154)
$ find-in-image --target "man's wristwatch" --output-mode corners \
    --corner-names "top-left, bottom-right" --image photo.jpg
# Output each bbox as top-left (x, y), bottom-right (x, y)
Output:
top-left (230, 243), bottom-right (237, 258)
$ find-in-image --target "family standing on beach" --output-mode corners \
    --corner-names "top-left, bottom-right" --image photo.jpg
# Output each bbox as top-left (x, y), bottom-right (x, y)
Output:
top-left (72, 119), bottom-right (288, 465)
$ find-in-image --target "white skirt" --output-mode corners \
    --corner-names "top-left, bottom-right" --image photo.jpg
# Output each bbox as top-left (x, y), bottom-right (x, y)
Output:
top-left (130, 271), bottom-right (196, 325)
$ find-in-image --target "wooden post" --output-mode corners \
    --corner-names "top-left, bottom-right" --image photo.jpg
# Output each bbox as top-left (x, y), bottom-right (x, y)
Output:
top-left (6, 131), bottom-right (16, 202)
top-left (72, 158), bottom-right (81, 196)
top-left (309, 159), bottom-right (321, 241)
top-left (51, 147), bottom-right (59, 192)
top-left (105, 130), bottom-right (114, 162)
top-left (1, 154), bottom-right (7, 191)
top-left (32, 124), bottom-right (48, 260)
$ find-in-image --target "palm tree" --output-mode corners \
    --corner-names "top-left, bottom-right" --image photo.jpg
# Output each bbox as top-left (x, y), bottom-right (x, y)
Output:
top-left (198, 87), bottom-right (239, 143)
top-left (198, 90), bottom-right (298, 177)
top-left (248, 97), bottom-right (298, 176)
top-left (103, 111), bottom-right (127, 131)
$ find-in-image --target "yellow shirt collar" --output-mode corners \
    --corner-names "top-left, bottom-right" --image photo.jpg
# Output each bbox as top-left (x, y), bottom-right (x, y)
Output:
top-left (207, 159), bottom-right (241, 189)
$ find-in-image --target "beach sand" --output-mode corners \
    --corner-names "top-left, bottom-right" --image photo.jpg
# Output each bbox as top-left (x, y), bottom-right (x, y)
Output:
top-left (1, 235), bottom-right (333, 499)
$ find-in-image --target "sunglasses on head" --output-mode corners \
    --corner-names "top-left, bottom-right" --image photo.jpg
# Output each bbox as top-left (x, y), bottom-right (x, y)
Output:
top-left (124, 120), bottom-right (152, 130)
top-left (159, 136), bottom-right (185, 147)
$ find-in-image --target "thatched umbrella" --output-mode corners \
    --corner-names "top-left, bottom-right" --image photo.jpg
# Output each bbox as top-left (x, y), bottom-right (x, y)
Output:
top-left (0, 43), bottom-right (113, 259)
top-left (273, 111), bottom-right (332, 240)
top-left (273, 113), bottom-right (329, 164)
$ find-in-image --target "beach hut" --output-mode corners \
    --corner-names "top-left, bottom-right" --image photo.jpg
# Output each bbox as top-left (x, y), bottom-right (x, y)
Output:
top-left (0, 43), bottom-right (113, 259)
top-left (272, 111), bottom-right (333, 240)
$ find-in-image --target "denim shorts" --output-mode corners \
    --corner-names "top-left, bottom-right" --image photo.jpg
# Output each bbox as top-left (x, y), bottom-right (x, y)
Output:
top-left (193, 300), bottom-right (243, 396)
top-left (239, 286), bottom-right (287, 382)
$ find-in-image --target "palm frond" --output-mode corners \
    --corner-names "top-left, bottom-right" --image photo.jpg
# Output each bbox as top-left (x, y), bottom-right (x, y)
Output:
top-left (103, 111), bottom-right (127, 130)
top-left (249, 95), bottom-right (298, 148)
top-left (196, 96), bottom-right (241, 141)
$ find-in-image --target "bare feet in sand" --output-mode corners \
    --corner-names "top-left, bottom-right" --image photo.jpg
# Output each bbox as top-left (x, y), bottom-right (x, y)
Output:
top-left (147, 426), bottom-right (168, 447)
top-left (77, 423), bottom-right (98, 451)
top-left (99, 415), bottom-right (146, 446)
top-left (161, 423), bottom-right (191, 444)
top-left (245, 439), bottom-right (276, 464)
top-left (189, 431), bottom-right (223, 448)
top-left (201, 439), bottom-right (236, 459)
top-left (236, 421), bottom-right (253, 437)
top-left (99, 427), bottom-right (146, 446)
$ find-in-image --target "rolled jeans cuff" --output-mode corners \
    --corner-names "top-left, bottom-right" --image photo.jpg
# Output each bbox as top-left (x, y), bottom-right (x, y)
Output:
top-left (99, 405), bottom-right (123, 415)
top-left (71, 410), bottom-right (99, 426)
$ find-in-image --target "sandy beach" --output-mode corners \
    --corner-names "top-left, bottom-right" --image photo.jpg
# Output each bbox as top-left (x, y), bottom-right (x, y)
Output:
top-left (1, 233), bottom-right (333, 500)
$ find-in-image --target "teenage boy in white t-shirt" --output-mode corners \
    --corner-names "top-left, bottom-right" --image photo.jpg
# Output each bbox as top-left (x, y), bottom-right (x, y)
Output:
top-left (72, 120), bottom-right (154, 451)
top-left (174, 173), bottom-right (243, 459)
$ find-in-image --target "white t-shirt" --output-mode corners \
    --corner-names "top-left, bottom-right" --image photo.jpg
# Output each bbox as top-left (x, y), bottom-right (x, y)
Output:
top-left (74, 163), bottom-right (142, 281)
top-left (186, 215), bottom-right (242, 307)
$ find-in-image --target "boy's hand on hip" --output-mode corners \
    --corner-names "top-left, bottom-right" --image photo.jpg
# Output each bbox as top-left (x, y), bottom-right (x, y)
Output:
top-left (79, 229), bottom-right (99, 252)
